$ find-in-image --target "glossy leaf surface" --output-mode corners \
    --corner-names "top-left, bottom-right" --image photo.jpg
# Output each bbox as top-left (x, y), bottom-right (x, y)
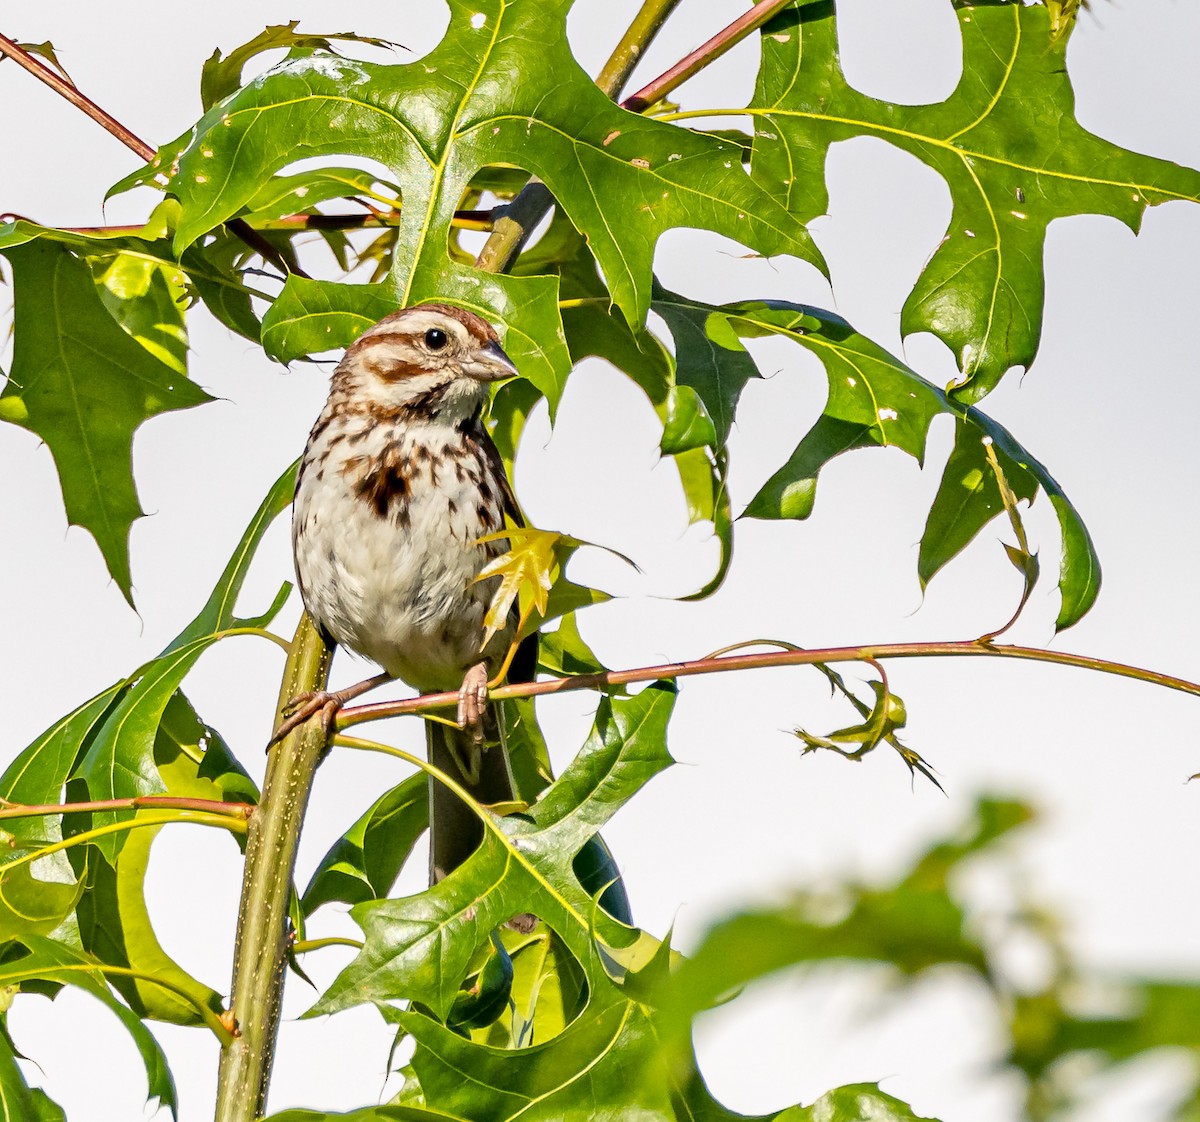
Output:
top-left (0, 240), bottom-right (212, 603)
top-left (747, 0), bottom-right (1200, 400)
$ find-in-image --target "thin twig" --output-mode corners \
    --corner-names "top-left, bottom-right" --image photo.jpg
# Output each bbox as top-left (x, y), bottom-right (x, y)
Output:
top-left (0, 32), bottom-right (154, 159)
top-left (0, 795), bottom-right (254, 823)
top-left (0, 32), bottom-right (301, 277)
top-left (54, 209), bottom-right (494, 236)
top-left (337, 639), bottom-right (1200, 728)
top-left (471, 0), bottom-right (685, 276)
top-left (594, 0), bottom-right (686, 100)
top-left (621, 0), bottom-right (796, 112)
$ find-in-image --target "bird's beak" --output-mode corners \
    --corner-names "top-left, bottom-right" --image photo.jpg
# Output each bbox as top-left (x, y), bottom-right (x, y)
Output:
top-left (462, 339), bottom-right (519, 382)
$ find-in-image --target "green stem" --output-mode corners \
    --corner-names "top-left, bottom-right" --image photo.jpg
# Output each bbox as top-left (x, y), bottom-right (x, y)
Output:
top-left (214, 615), bottom-right (332, 1122)
top-left (1, 812), bottom-right (245, 875)
top-left (337, 638), bottom-right (1200, 728)
top-left (472, 0), bottom-right (682, 277)
top-left (0, 962), bottom-right (235, 1043)
top-left (620, 0), bottom-right (795, 112)
top-left (290, 937), bottom-right (364, 954)
top-left (594, 0), bottom-right (686, 100)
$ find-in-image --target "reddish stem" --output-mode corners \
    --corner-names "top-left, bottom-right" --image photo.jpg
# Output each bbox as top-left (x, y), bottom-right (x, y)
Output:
top-left (0, 32), bottom-right (301, 277)
top-left (620, 0), bottom-right (794, 113)
top-left (337, 639), bottom-right (1200, 728)
top-left (0, 795), bottom-right (254, 822)
top-left (0, 32), bottom-right (155, 160)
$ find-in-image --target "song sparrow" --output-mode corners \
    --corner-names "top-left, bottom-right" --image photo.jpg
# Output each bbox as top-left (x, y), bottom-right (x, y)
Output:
top-left (274, 303), bottom-right (527, 880)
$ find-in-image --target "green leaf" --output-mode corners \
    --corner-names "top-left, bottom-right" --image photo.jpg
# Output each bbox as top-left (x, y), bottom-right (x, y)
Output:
top-left (776, 1084), bottom-right (941, 1122)
top-left (536, 614), bottom-right (608, 679)
top-left (157, 0), bottom-right (817, 414)
top-left (0, 684), bottom-right (127, 903)
top-left (446, 932), bottom-right (514, 1033)
top-left (748, 0), bottom-right (1200, 400)
top-left (511, 211), bottom-right (672, 407)
top-left (310, 683), bottom-right (676, 1020)
top-left (260, 277), bottom-right (400, 363)
top-left (301, 775), bottom-right (428, 916)
top-left (476, 928), bottom-right (587, 1048)
top-left (654, 289), bottom-right (759, 448)
top-left (665, 298), bottom-right (1103, 629)
top-left (200, 22), bottom-right (401, 111)
top-left (181, 233), bottom-right (264, 343)
top-left (74, 691), bottom-right (252, 1024)
top-left (0, 858), bottom-right (83, 945)
top-left (73, 462), bottom-right (294, 859)
top-left (265, 1107), bottom-right (467, 1122)
top-left (919, 419), bottom-right (1037, 590)
top-left (0, 1023), bottom-right (65, 1122)
top-left (400, 999), bottom-right (676, 1121)
top-left (1, 40), bottom-right (73, 85)
top-left (0, 239), bottom-right (213, 603)
top-left (0, 936), bottom-right (177, 1118)
top-left (88, 252), bottom-right (189, 375)
top-left (658, 386), bottom-right (718, 456)
top-left (243, 167), bottom-right (400, 224)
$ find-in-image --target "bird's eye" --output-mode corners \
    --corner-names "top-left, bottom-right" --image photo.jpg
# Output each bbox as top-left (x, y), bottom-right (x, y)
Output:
top-left (424, 328), bottom-right (448, 351)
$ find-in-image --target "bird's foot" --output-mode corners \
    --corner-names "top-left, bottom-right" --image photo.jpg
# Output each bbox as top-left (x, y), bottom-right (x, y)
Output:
top-left (268, 691), bottom-right (341, 747)
top-left (457, 661), bottom-right (490, 742)
top-left (268, 671), bottom-right (393, 749)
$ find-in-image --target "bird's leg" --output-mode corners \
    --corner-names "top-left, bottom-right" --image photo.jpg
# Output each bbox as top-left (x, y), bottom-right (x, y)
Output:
top-left (440, 661), bottom-right (492, 785)
top-left (457, 660), bottom-right (491, 741)
top-left (268, 671), bottom-right (393, 747)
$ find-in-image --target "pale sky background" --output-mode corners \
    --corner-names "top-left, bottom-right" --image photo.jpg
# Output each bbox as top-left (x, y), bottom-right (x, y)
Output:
top-left (3, 2), bottom-right (1200, 1120)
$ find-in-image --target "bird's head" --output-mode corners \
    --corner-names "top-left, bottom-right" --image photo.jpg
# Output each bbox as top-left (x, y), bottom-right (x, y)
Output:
top-left (333, 303), bottom-right (518, 423)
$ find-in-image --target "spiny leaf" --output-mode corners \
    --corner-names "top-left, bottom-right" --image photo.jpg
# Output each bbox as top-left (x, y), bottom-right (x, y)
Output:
top-left (475, 528), bottom-right (628, 647)
top-left (200, 21), bottom-right (402, 111)
top-left (74, 691), bottom-right (252, 1025)
top-left (747, 0), bottom-right (1200, 401)
top-left (0, 239), bottom-right (212, 603)
top-left (309, 683), bottom-right (675, 1020)
top-left (662, 296), bottom-right (1100, 630)
top-left (0, 936), bottom-right (177, 1118)
top-left (148, 0), bottom-right (817, 414)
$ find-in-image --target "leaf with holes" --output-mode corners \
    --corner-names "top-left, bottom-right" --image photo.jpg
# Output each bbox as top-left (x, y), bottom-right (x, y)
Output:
top-left (746, 0), bottom-right (1200, 401)
top-left (143, 0), bottom-right (816, 413)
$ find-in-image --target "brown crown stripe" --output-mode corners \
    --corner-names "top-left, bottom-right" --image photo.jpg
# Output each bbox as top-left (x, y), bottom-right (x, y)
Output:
top-left (349, 303), bottom-right (499, 352)
top-left (416, 303), bottom-right (499, 344)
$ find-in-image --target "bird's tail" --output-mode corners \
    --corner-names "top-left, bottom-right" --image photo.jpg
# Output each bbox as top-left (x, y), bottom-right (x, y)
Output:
top-left (426, 705), bottom-right (515, 883)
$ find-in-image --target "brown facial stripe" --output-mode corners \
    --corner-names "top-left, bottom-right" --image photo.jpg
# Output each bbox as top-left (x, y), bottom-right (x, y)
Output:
top-left (345, 333), bottom-right (426, 379)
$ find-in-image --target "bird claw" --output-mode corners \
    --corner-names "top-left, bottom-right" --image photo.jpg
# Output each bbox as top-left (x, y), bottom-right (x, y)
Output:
top-left (268, 691), bottom-right (340, 749)
top-left (457, 662), bottom-right (490, 741)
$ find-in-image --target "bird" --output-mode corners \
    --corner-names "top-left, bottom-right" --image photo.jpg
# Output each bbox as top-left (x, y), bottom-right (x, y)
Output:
top-left (272, 303), bottom-right (529, 882)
